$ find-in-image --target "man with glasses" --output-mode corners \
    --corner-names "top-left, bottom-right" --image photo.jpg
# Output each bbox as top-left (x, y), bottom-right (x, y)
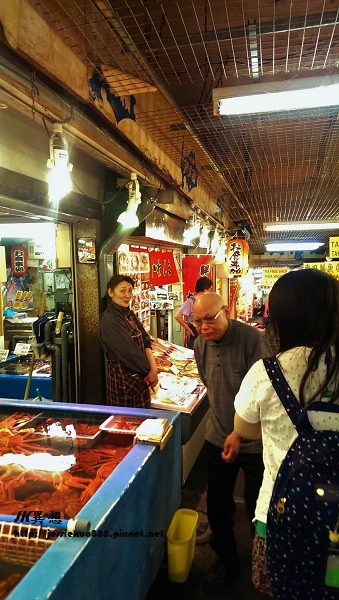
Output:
top-left (193, 292), bottom-right (272, 593)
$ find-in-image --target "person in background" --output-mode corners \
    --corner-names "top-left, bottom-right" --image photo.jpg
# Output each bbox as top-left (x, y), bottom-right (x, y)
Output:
top-left (262, 295), bottom-right (269, 324)
top-left (262, 294), bottom-right (275, 349)
top-left (192, 292), bottom-right (272, 593)
top-left (234, 269), bottom-right (339, 595)
top-left (252, 295), bottom-right (261, 317)
top-left (175, 276), bottom-right (212, 349)
top-left (100, 274), bottom-right (158, 408)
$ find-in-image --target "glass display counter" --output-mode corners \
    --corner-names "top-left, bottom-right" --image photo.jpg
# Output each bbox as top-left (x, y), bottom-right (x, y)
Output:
top-left (150, 338), bottom-right (209, 483)
top-left (0, 399), bottom-right (181, 600)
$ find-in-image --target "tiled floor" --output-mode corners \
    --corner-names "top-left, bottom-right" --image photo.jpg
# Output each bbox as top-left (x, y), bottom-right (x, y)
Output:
top-left (146, 448), bottom-right (268, 600)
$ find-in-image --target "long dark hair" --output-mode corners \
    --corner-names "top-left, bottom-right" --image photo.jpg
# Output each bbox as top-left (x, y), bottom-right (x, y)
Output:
top-left (269, 268), bottom-right (339, 406)
top-left (100, 274), bottom-right (134, 316)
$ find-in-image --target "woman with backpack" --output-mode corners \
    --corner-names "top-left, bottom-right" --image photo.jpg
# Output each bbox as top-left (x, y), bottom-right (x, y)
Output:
top-left (233, 269), bottom-right (339, 598)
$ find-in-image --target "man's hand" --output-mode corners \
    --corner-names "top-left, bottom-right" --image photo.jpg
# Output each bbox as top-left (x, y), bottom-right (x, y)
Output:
top-left (221, 431), bottom-right (242, 463)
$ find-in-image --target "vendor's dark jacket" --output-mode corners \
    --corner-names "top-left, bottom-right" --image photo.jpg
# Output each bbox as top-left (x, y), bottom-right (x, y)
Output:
top-left (100, 300), bottom-right (151, 375)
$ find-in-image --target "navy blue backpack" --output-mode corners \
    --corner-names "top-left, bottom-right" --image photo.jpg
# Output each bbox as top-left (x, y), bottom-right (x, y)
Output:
top-left (263, 356), bottom-right (339, 600)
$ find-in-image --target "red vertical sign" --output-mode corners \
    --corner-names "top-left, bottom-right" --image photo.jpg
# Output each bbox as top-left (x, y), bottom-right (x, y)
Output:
top-left (229, 278), bottom-right (239, 310)
top-left (182, 255), bottom-right (213, 300)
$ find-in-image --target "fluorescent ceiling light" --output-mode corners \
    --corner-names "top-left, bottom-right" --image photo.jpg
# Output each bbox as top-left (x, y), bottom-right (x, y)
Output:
top-left (264, 220), bottom-right (339, 232)
top-left (266, 242), bottom-right (324, 252)
top-left (213, 75), bottom-right (339, 116)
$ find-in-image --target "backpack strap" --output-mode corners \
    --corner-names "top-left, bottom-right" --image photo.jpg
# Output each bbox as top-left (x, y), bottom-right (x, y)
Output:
top-left (263, 356), bottom-right (302, 428)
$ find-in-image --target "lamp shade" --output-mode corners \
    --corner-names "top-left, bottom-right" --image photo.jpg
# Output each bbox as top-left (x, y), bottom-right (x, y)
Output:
top-left (226, 239), bottom-right (249, 278)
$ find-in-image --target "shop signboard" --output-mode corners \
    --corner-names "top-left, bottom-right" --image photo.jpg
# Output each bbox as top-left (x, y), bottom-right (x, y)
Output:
top-left (260, 267), bottom-right (289, 288)
top-left (182, 255), bottom-right (213, 300)
top-left (303, 262), bottom-right (339, 281)
top-left (226, 239), bottom-right (249, 278)
top-left (329, 237), bottom-right (339, 259)
top-left (149, 250), bottom-right (179, 286)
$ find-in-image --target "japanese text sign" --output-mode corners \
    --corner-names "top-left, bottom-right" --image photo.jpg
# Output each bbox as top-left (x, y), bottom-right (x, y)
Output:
top-left (149, 251), bottom-right (179, 286)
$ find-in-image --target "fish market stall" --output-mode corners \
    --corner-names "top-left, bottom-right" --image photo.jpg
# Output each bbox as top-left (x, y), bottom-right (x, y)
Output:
top-left (0, 399), bottom-right (180, 600)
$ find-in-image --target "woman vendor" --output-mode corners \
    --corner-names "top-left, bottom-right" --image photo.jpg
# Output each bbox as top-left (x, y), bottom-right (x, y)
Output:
top-left (100, 274), bottom-right (158, 408)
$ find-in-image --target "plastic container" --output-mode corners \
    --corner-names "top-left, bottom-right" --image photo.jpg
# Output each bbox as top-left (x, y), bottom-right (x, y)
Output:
top-left (167, 508), bottom-right (198, 583)
top-left (99, 415), bottom-right (145, 434)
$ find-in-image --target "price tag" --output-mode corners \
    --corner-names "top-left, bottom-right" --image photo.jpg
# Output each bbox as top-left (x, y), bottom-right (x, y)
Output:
top-left (14, 343), bottom-right (31, 356)
top-left (0, 350), bottom-right (9, 363)
top-left (170, 364), bottom-right (180, 375)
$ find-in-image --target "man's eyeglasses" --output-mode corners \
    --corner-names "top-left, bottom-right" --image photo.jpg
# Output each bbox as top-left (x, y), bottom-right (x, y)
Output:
top-left (192, 307), bottom-right (224, 327)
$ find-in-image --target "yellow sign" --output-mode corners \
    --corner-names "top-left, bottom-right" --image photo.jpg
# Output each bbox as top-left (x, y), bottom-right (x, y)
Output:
top-left (329, 237), bottom-right (339, 259)
top-left (261, 267), bottom-right (289, 287)
top-left (303, 262), bottom-right (339, 281)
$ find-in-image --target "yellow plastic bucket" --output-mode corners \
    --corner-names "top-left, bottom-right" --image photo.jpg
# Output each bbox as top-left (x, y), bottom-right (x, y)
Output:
top-left (167, 508), bottom-right (198, 583)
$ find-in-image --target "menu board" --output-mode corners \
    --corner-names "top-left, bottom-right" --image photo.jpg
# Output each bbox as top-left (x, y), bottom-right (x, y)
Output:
top-left (117, 247), bottom-right (150, 330)
top-left (149, 287), bottom-right (174, 310)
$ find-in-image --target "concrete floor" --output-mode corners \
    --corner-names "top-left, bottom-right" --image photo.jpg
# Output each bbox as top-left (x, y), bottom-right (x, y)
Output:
top-left (146, 448), bottom-right (268, 600)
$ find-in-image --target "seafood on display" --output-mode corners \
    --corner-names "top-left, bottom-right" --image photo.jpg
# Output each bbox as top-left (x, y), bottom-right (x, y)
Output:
top-left (0, 412), bottom-right (132, 519)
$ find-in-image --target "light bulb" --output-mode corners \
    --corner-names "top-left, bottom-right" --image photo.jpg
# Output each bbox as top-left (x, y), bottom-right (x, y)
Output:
top-left (47, 147), bottom-right (72, 206)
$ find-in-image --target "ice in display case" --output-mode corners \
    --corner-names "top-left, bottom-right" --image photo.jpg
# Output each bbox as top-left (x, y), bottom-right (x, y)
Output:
top-left (0, 399), bottom-right (181, 600)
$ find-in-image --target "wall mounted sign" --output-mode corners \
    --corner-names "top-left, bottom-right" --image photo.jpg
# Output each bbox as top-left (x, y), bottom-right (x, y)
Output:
top-left (329, 237), bottom-right (339, 259)
top-left (304, 262), bottom-right (339, 281)
top-left (77, 238), bottom-right (96, 263)
top-left (260, 266), bottom-right (289, 287)
top-left (117, 244), bottom-right (151, 331)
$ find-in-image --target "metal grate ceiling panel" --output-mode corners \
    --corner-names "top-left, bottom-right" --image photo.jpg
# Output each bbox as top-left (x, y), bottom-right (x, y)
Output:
top-left (29, 0), bottom-right (339, 253)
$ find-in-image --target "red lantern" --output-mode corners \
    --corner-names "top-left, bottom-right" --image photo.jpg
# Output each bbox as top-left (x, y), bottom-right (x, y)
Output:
top-left (11, 245), bottom-right (27, 276)
top-left (226, 239), bottom-right (249, 277)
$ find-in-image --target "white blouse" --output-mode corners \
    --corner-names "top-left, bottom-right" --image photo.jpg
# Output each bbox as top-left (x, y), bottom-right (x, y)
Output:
top-left (234, 346), bottom-right (339, 523)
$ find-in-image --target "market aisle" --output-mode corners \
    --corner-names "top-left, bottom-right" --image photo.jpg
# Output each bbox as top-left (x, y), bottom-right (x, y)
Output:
top-left (146, 449), bottom-right (268, 600)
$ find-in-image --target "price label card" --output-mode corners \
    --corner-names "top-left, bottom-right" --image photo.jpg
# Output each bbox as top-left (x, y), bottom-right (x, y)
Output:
top-left (0, 350), bottom-right (9, 363)
top-left (14, 343), bottom-right (31, 356)
top-left (170, 364), bottom-right (180, 375)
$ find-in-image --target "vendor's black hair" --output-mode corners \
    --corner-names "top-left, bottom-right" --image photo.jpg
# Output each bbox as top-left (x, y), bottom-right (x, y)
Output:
top-left (195, 276), bottom-right (213, 293)
top-left (269, 268), bottom-right (339, 405)
top-left (100, 274), bottom-right (135, 315)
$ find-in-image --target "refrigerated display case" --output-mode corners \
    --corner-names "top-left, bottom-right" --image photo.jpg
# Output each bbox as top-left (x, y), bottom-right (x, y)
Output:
top-left (0, 354), bottom-right (53, 400)
top-left (151, 338), bottom-right (209, 483)
top-left (0, 399), bottom-right (181, 600)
